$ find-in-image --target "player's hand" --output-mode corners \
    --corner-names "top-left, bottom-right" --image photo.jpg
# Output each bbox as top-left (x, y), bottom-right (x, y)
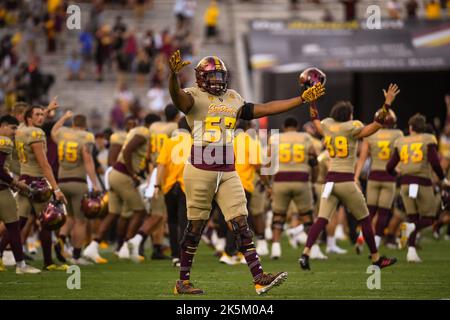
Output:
top-left (169, 50), bottom-right (191, 74)
top-left (47, 96), bottom-right (59, 112)
top-left (54, 189), bottom-right (67, 204)
top-left (301, 83), bottom-right (325, 103)
top-left (63, 110), bottom-right (73, 119)
top-left (383, 83), bottom-right (400, 105)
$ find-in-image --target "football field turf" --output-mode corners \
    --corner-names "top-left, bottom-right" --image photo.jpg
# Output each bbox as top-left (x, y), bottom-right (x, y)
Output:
top-left (1, 233), bottom-right (450, 300)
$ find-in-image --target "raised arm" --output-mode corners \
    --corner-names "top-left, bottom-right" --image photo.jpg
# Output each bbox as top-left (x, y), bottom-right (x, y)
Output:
top-left (168, 50), bottom-right (194, 114)
top-left (51, 110), bottom-right (73, 142)
top-left (44, 96), bottom-right (59, 119)
top-left (251, 83), bottom-right (325, 119)
top-left (354, 83), bottom-right (400, 139)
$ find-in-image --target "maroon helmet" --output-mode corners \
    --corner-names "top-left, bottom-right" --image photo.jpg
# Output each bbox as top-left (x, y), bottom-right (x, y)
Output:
top-left (81, 192), bottom-right (103, 219)
top-left (30, 179), bottom-right (53, 203)
top-left (98, 192), bottom-right (109, 218)
top-left (299, 67), bottom-right (326, 90)
top-left (195, 56), bottom-right (228, 96)
top-left (375, 108), bottom-right (397, 128)
top-left (39, 200), bottom-right (67, 231)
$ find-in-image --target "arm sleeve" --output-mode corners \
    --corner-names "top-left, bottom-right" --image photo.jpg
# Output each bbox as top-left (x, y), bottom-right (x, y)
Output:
top-left (386, 148), bottom-right (400, 176)
top-left (239, 102), bottom-right (255, 120)
top-left (0, 152), bottom-right (13, 184)
top-left (428, 144), bottom-right (445, 180)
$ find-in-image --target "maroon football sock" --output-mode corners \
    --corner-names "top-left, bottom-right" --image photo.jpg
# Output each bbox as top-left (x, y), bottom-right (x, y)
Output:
top-left (239, 238), bottom-right (264, 280)
top-left (179, 233), bottom-right (200, 281)
top-left (305, 217), bottom-right (328, 250)
top-left (368, 205), bottom-right (377, 220)
top-left (407, 214), bottom-right (420, 224)
top-left (360, 216), bottom-right (377, 254)
top-left (116, 236), bottom-right (124, 251)
top-left (375, 208), bottom-right (390, 237)
top-left (408, 217), bottom-right (434, 247)
top-left (0, 217), bottom-right (27, 255)
top-left (39, 228), bottom-right (53, 266)
top-left (4, 221), bottom-right (24, 263)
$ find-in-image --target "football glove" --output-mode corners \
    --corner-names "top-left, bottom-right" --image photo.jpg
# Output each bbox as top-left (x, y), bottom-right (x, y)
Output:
top-left (169, 50), bottom-right (191, 74)
top-left (301, 83), bottom-right (325, 103)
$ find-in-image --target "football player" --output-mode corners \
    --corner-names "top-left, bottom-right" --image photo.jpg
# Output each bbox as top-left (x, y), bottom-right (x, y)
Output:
top-left (83, 114), bottom-right (162, 263)
top-left (0, 115), bottom-right (41, 274)
top-left (51, 111), bottom-right (101, 265)
top-left (299, 84), bottom-right (400, 271)
top-left (168, 50), bottom-right (324, 294)
top-left (107, 116), bottom-right (138, 255)
top-left (386, 113), bottom-right (448, 262)
top-left (126, 105), bottom-right (179, 261)
top-left (15, 105), bottom-right (68, 271)
top-left (268, 117), bottom-right (318, 260)
top-left (354, 109), bottom-right (403, 248)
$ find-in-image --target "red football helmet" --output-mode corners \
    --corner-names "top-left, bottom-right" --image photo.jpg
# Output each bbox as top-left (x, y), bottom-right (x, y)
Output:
top-left (195, 56), bottom-right (228, 96)
top-left (39, 200), bottom-right (67, 231)
top-left (30, 179), bottom-right (53, 203)
top-left (299, 67), bottom-right (326, 90)
top-left (81, 192), bottom-right (103, 219)
top-left (375, 108), bottom-right (397, 128)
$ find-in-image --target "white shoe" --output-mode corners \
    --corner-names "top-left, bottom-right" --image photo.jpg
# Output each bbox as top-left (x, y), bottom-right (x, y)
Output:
top-left (16, 264), bottom-right (41, 274)
top-left (334, 224), bottom-right (346, 240)
top-left (286, 224), bottom-right (304, 238)
top-left (406, 246), bottom-right (422, 263)
top-left (83, 241), bottom-right (108, 264)
top-left (210, 230), bottom-right (219, 247)
top-left (264, 227), bottom-right (272, 241)
top-left (270, 242), bottom-right (281, 260)
top-left (68, 257), bottom-right (93, 265)
top-left (214, 237), bottom-right (226, 253)
top-left (310, 244), bottom-right (328, 260)
top-left (128, 235), bottom-right (143, 263)
top-left (287, 233), bottom-right (299, 249)
top-left (172, 258), bottom-right (180, 267)
top-left (400, 222), bottom-right (416, 249)
top-left (256, 239), bottom-right (269, 256)
top-left (219, 253), bottom-right (238, 265)
top-left (118, 242), bottom-right (130, 259)
top-left (326, 245), bottom-right (347, 254)
top-left (3, 250), bottom-right (15, 266)
top-left (234, 253), bottom-right (247, 265)
top-left (296, 231), bottom-right (308, 245)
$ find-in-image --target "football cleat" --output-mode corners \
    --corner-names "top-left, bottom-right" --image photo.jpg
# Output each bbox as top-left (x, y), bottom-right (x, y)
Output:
top-left (355, 233), bottom-right (365, 255)
top-left (219, 253), bottom-right (238, 265)
top-left (174, 280), bottom-right (204, 295)
top-left (128, 237), bottom-right (144, 263)
top-left (44, 264), bottom-right (69, 271)
top-left (254, 272), bottom-right (288, 295)
top-left (299, 254), bottom-right (310, 270)
top-left (400, 222), bottom-right (416, 249)
top-left (83, 242), bottom-right (108, 264)
top-left (118, 243), bottom-right (130, 259)
top-left (172, 258), bottom-right (180, 267)
top-left (235, 252), bottom-right (246, 265)
top-left (99, 241), bottom-right (109, 250)
top-left (270, 242), bottom-right (281, 260)
top-left (326, 245), bottom-right (348, 254)
top-left (256, 239), bottom-right (269, 256)
top-left (16, 264), bottom-right (41, 274)
top-left (373, 256), bottom-right (397, 269)
top-left (406, 247), bottom-right (422, 263)
top-left (3, 250), bottom-right (15, 266)
top-left (310, 244), bottom-right (328, 260)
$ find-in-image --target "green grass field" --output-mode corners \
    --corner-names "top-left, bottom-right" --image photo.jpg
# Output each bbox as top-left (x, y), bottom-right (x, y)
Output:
top-left (1, 233), bottom-right (450, 300)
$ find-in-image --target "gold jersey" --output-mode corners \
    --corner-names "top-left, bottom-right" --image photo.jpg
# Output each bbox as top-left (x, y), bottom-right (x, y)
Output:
top-left (54, 127), bottom-right (95, 179)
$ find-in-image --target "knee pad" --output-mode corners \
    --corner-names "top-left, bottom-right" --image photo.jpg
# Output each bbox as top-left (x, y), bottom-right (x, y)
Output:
top-left (271, 213), bottom-right (285, 231)
top-left (180, 220), bottom-right (205, 251)
top-left (230, 216), bottom-right (254, 249)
